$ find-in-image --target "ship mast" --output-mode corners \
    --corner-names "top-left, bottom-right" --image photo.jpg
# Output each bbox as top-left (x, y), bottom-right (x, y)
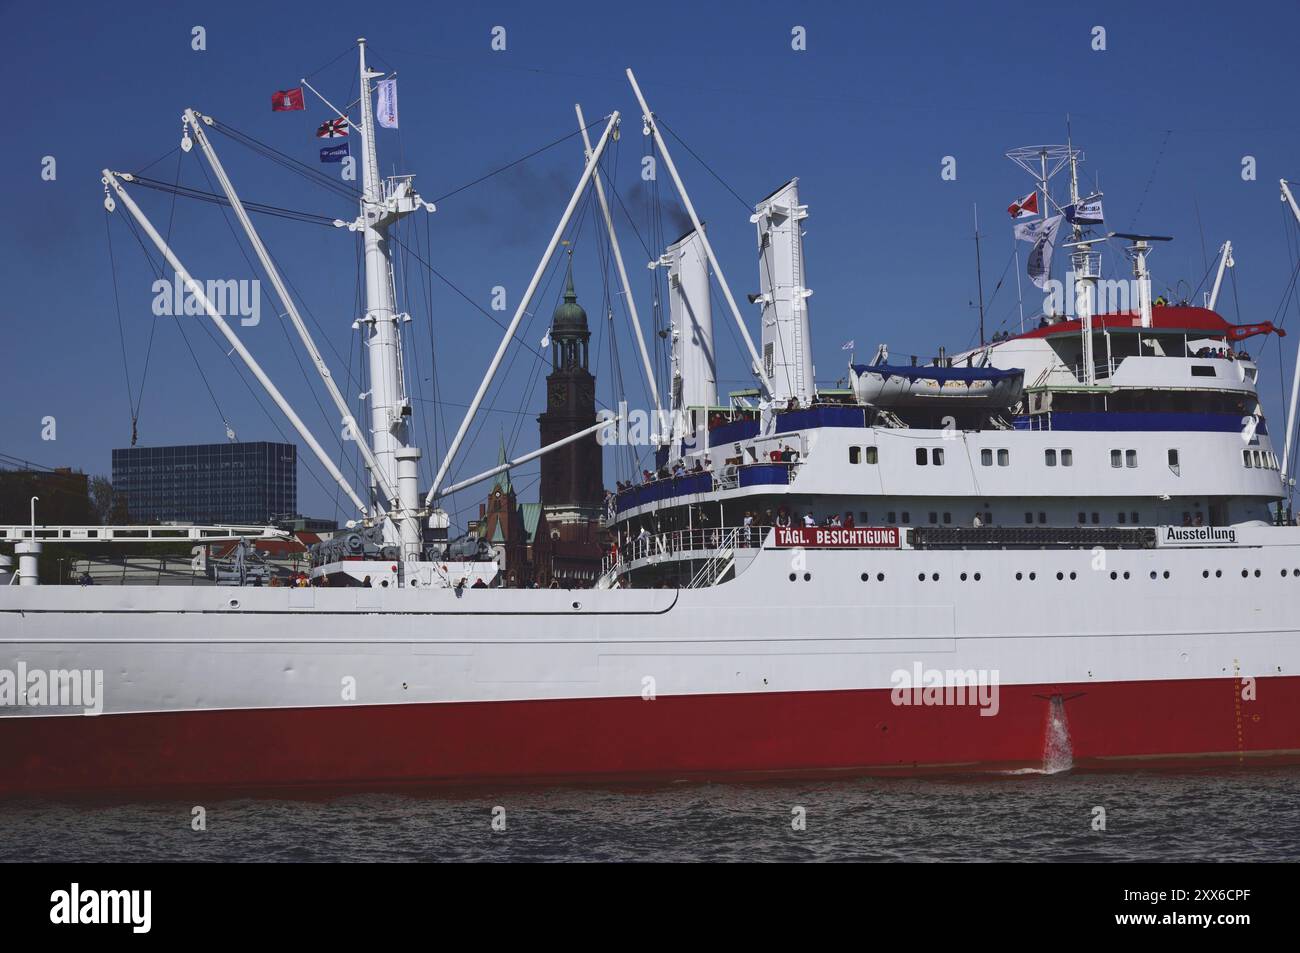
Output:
top-left (353, 38), bottom-right (427, 559)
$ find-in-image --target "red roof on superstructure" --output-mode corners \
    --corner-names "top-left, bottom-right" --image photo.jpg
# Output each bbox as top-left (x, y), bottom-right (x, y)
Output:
top-left (1015, 306), bottom-right (1284, 342)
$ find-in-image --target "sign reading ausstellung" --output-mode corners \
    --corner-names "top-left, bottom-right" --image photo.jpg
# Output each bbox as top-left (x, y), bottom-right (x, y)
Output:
top-left (1157, 525), bottom-right (1240, 546)
top-left (772, 526), bottom-right (901, 548)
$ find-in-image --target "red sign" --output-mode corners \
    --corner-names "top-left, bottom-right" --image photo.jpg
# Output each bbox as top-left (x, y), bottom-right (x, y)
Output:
top-left (772, 526), bottom-right (900, 548)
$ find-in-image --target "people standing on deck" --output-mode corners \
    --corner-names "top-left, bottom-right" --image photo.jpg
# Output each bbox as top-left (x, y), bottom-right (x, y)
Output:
top-left (844, 512), bottom-right (855, 528)
top-left (743, 511), bottom-right (754, 546)
top-left (803, 512), bottom-right (816, 528)
top-left (759, 395), bottom-right (775, 436)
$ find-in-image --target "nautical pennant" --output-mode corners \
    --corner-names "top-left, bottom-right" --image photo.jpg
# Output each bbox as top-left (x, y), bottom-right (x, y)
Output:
top-left (1007, 190), bottom-right (1039, 219)
top-left (1064, 193), bottom-right (1104, 226)
top-left (320, 142), bottom-right (350, 163)
top-left (376, 79), bottom-right (399, 129)
top-left (315, 118), bottom-right (349, 138)
top-left (271, 88), bottom-right (305, 112)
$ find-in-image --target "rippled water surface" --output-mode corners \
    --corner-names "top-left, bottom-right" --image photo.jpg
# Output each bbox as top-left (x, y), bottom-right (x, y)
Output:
top-left (3, 767), bottom-right (1297, 862)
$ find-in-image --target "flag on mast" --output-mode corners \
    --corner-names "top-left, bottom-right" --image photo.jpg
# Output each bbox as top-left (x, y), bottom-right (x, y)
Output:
top-left (1007, 190), bottom-right (1039, 219)
top-left (315, 118), bottom-right (348, 138)
top-left (1064, 193), bottom-right (1104, 225)
top-left (1015, 215), bottom-right (1063, 289)
top-left (376, 79), bottom-right (399, 129)
top-left (271, 88), bottom-right (305, 111)
top-left (319, 142), bottom-right (350, 163)
top-left (841, 340), bottom-right (855, 350)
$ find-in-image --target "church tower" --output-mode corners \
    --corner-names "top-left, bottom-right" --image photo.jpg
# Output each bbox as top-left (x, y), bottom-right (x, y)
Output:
top-left (538, 254), bottom-right (603, 531)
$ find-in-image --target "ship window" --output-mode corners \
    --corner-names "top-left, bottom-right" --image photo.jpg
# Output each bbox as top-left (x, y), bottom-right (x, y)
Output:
top-left (1243, 450), bottom-right (1253, 468)
top-left (1025, 512), bottom-right (1034, 524)
top-left (859, 512), bottom-right (869, 523)
top-left (1092, 512), bottom-right (1100, 524)
top-left (1118, 512), bottom-right (1127, 524)
top-left (1131, 511), bottom-right (1139, 524)
top-left (981, 449), bottom-right (993, 466)
top-left (997, 449), bottom-right (1010, 467)
top-left (1125, 449), bottom-right (1138, 468)
top-left (1078, 512), bottom-right (1086, 524)
top-left (865, 446), bottom-right (878, 464)
top-left (916, 447), bottom-right (928, 466)
top-left (1191, 365), bottom-right (1217, 377)
top-left (929, 512), bottom-right (938, 524)
top-left (1168, 449), bottom-right (1179, 468)
top-left (984, 510), bottom-right (992, 524)
top-left (1061, 449), bottom-right (1073, 466)
top-left (943, 512), bottom-right (952, 524)
top-left (1045, 449), bottom-right (1057, 467)
top-left (849, 446), bottom-right (861, 464)
top-left (1038, 512), bottom-right (1047, 524)
top-left (901, 512), bottom-right (911, 524)
top-left (1111, 449), bottom-right (1122, 468)
top-left (932, 448), bottom-right (944, 465)
top-left (887, 511), bottom-right (896, 523)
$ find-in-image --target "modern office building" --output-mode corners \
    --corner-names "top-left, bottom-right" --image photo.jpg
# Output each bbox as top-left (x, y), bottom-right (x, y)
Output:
top-left (111, 442), bottom-right (296, 525)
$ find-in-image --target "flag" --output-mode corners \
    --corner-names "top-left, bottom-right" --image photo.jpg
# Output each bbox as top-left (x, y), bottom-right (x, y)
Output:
top-left (1064, 193), bottom-right (1104, 226)
top-left (319, 142), bottom-right (350, 163)
top-left (540, 328), bottom-right (551, 348)
top-left (841, 340), bottom-right (855, 350)
top-left (1007, 190), bottom-right (1039, 219)
top-left (315, 118), bottom-right (348, 138)
top-left (271, 88), bottom-right (305, 112)
top-left (1022, 215), bottom-right (1063, 289)
top-left (376, 79), bottom-right (399, 129)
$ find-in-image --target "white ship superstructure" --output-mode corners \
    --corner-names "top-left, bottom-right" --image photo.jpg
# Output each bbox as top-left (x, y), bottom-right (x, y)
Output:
top-left (3, 47), bottom-right (1300, 795)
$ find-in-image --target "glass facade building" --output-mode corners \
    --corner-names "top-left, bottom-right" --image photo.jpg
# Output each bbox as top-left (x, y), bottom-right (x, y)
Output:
top-left (111, 442), bottom-right (296, 525)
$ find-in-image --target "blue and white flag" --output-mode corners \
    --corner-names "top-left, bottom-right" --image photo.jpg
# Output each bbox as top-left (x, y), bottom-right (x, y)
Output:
top-left (320, 142), bottom-right (350, 163)
top-left (376, 79), bottom-right (399, 129)
top-left (841, 340), bottom-right (855, 351)
top-left (1065, 193), bottom-right (1104, 226)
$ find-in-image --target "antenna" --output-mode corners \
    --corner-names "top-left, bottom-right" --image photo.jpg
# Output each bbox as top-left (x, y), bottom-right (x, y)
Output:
top-left (973, 204), bottom-right (986, 346)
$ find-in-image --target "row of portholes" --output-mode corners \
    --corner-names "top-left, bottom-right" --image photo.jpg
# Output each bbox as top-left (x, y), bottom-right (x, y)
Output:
top-left (788, 572), bottom-right (813, 582)
top-left (843, 567), bottom-right (1300, 585)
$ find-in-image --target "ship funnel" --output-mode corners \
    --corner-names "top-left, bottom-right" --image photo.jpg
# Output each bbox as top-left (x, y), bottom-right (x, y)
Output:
top-left (751, 179), bottom-right (815, 405)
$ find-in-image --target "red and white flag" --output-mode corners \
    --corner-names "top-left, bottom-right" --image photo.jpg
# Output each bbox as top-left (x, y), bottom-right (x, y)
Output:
top-left (1007, 190), bottom-right (1039, 219)
top-left (271, 88), bottom-right (305, 112)
top-left (315, 118), bottom-right (348, 138)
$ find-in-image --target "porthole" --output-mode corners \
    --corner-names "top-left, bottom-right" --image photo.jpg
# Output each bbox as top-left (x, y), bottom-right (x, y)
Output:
top-left (973, 572), bottom-right (981, 581)
top-left (861, 572), bottom-right (869, 582)
top-left (1069, 571), bottom-right (1077, 580)
top-left (228, 598), bottom-right (240, 609)
top-left (1202, 570), bottom-right (1209, 579)
top-left (1150, 571), bottom-right (1157, 580)
top-left (1123, 571), bottom-right (1130, 580)
top-left (876, 572), bottom-right (885, 582)
top-left (960, 572), bottom-right (968, 581)
top-left (1215, 570), bottom-right (1222, 578)
top-left (803, 573), bottom-right (811, 582)
top-left (1284, 569), bottom-right (1290, 578)
top-left (1015, 572), bottom-right (1023, 581)
top-left (1242, 569), bottom-right (1249, 578)
top-left (1162, 571), bottom-right (1170, 579)
top-left (931, 573), bottom-right (939, 581)
top-left (1110, 571), bottom-right (1117, 580)
top-left (1056, 571), bottom-right (1064, 581)
top-left (1254, 569), bottom-right (1261, 578)
top-left (918, 572), bottom-right (926, 582)
top-left (789, 573), bottom-right (797, 582)
top-left (1029, 572), bottom-right (1037, 581)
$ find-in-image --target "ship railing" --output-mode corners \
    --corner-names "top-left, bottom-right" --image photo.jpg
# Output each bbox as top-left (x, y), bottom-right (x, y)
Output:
top-left (619, 524), bottom-right (772, 564)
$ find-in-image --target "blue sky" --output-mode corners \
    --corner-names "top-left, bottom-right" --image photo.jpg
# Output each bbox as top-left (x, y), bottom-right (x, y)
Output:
top-left (3, 0), bottom-right (1299, 529)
